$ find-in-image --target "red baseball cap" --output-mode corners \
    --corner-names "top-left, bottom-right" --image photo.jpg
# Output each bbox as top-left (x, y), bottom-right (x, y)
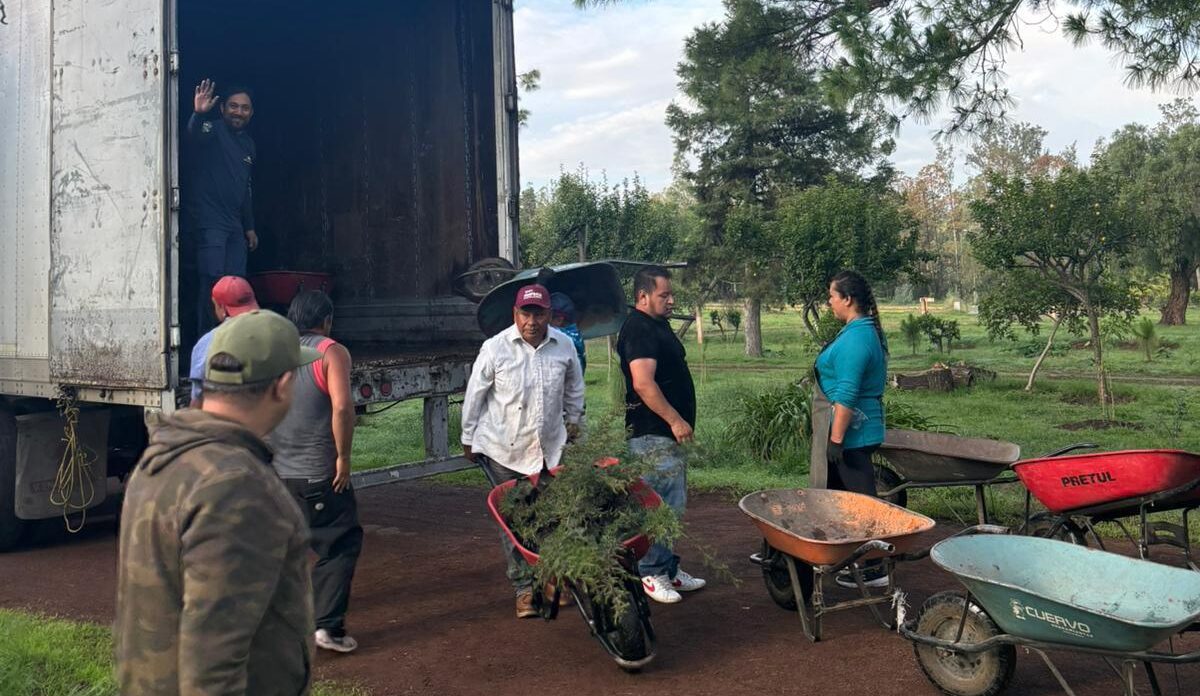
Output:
top-left (514, 284), bottom-right (551, 310)
top-left (211, 276), bottom-right (260, 317)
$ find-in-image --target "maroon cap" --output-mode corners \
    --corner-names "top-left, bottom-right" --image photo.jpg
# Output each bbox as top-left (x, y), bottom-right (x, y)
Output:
top-left (211, 276), bottom-right (260, 317)
top-left (514, 284), bottom-right (551, 309)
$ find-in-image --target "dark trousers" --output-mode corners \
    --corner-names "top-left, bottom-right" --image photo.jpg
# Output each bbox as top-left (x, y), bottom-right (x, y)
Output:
top-left (196, 226), bottom-right (248, 336)
top-left (828, 444), bottom-right (880, 497)
top-left (477, 455), bottom-right (535, 594)
top-left (283, 479), bottom-right (363, 636)
top-left (830, 444), bottom-right (881, 570)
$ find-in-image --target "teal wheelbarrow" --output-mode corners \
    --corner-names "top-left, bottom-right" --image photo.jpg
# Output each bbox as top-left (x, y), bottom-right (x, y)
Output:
top-left (899, 533), bottom-right (1200, 696)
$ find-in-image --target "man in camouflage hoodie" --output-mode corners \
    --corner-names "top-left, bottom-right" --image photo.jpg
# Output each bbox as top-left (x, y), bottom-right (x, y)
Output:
top-left (116, 311), bottom-right (321, 695)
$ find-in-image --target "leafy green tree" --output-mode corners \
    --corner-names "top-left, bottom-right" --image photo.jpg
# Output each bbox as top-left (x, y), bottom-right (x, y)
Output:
top-left (519, 169), bottom-right (692, 267)
top-left (970, 168), bottom-right (1140, 406)
top-left (774, 178), bottom-right (919, 337)
top-left (1094, 99), bottom-right (1200, 325)
top-left (666, 0), bottom-right (895, 357)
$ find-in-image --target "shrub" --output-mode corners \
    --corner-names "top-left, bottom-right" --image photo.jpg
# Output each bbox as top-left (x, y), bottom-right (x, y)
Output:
top-left (725, 308), bottom-right (742, 338)
top-left (1130, 316), bottom-right (1158, 362)
top-left (898, 314), bottom-right (923, 355)
top-left (723, 380), bottom-right (813, 462)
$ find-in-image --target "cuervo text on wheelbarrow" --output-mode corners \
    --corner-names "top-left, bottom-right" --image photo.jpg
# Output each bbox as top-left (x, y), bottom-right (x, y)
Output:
top-left (1009, 598), bottom-right (1094, 639)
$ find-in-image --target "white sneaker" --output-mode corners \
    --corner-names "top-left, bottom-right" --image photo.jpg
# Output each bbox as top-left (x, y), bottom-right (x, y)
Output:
top-left (315, 628), bottom-right (359, 653)
top-left (641, 574), bottom-right (682, 604)
top-left (671, 568), bottom-right (706, 592)
top-left (834, 566), bottom-right (889, 590)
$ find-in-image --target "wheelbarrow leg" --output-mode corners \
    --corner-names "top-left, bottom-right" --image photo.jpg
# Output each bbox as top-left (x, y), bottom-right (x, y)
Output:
top-left (1031, 648), bottom-right (1079, 696)
top-left (1142, 661), bottom-right (1163, 696)
top-left (974, 484), bottom-right (989, 526)
top-left (784, 555), bottom-right (818, 642)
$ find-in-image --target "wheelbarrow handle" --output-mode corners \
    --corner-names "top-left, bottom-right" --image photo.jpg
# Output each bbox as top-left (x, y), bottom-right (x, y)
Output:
top-left (1040, 442), bottom-right (1098, 458)
top-left (900, 524), bottom-right (1010, 562)
top-left (826, 539), bottom-right (894, 574)
top-left (955, 524), bottom-right (1010, 537)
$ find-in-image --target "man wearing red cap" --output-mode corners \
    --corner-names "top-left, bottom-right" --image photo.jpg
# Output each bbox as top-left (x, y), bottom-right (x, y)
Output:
top-left (189, 276), bottom-right (260, 406)
top-left (461, 283), bottom-right (585, 618)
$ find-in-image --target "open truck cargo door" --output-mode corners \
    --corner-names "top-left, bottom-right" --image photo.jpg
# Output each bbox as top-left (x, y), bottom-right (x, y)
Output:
top-left (49, 0), bottom-right (169, 389)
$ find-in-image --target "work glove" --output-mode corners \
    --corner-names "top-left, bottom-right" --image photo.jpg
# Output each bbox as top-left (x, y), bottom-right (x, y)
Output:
top-left (827, 440), bottom-right (845, 470)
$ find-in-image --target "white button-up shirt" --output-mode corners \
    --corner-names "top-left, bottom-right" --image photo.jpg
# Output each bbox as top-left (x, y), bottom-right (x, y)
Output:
top-left (460, 325), bottom-right (585, 475)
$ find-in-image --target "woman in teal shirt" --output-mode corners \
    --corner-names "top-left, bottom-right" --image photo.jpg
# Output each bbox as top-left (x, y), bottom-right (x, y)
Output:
top-left (810, 270), bottom-right (889, 585)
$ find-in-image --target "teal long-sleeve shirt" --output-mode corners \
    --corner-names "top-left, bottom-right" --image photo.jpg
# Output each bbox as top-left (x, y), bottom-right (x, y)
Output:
top-left (814, 317), bottom-right (888, 449)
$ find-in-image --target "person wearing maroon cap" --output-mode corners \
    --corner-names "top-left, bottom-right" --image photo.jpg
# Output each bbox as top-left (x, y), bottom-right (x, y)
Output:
top-left (461, 283), bottom-right (585, 618)
top-left (189, 276), bottom-right (260, 406)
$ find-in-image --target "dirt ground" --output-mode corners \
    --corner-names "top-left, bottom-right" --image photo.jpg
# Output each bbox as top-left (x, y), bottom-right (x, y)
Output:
top-left (2, 483), bottom-right (1198, 696)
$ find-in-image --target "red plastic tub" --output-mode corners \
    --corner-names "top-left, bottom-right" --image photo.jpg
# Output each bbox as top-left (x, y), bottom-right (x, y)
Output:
top-left (485, 461), bottom-right (661, 565)
top-left (1013, 449), bottom-right (1200, 514)
top-left (249, 271), bottom-right (334, 306)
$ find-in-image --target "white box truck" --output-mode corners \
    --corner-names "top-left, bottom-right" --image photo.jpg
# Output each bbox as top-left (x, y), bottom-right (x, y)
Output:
top-left (0, 0), bottom-right (521, 549)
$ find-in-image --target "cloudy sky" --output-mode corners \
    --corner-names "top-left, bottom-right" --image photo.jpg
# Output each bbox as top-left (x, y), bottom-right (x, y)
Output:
top-left (514, 0), bottom-right (1195, 191)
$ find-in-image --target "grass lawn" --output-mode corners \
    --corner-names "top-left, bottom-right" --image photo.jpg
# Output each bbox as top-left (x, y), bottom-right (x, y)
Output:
top-left (351, 304), bottom-right (1200, 526)
top-left (0, 610), bottom-right (365, 696)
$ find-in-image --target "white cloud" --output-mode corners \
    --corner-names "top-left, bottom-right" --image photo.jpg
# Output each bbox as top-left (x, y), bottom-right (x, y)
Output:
top-left (514, 0), bottom-right (725, 190)
top-left (515, 1), bottom-right (1197, 191)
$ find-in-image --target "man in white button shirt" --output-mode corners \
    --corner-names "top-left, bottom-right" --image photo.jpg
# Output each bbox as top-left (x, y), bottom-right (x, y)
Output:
top-left (461, 283), bottom-right (585, 618)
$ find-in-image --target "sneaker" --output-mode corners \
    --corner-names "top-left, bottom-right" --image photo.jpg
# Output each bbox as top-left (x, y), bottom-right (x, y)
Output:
top-left (641, 574), bottom-right (682, 604)
top-left (515, 590), bottom-right (538, 619)
top-left (671, 568), bottom-right (707, 592)
top-left (314, 629), bottom-right (358, 653)
top-left (834, 565), bottom-right (889, 590)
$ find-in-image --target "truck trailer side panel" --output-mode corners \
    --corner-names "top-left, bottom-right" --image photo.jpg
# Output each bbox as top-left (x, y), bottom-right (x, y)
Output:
top-left (0, 0), bottom-right (53, 380)
top-left (48, 0), bottom-right (169, 390)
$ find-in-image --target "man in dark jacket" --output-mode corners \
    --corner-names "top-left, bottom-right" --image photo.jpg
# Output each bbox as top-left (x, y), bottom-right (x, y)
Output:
top-left (116, 310), bottom-right (321, 695)
top-left (189, 78), bottom-right (258, 336)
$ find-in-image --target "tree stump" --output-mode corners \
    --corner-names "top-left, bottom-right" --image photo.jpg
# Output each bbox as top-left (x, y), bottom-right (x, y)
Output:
top-left (892, 366), bottom-right (955, 391)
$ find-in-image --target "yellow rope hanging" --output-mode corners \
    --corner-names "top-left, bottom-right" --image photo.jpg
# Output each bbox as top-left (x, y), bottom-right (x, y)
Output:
top-left (49, 388), bottom-right (96, 533)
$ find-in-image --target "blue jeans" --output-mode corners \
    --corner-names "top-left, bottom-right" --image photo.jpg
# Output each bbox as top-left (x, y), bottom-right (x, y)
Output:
top-left (630, 434), bottom-right (687, 578)
top-left (195, 226), bottom-right (248, 335)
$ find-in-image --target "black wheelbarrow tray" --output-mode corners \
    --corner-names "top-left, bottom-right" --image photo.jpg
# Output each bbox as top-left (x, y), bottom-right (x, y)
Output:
top-left (875, 429), bottom-right (1023, 524)
top-left (900, 533), bottom-right (1200, 696)
top-left (741, 488), bottom-right (936, 642)
top-left (486, 463), bottom-right (661, 672)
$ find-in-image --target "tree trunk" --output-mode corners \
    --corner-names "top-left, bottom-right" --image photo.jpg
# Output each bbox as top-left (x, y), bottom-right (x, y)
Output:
top-left (743, 297), bottom-right (763, 358)
top-left (1025, 314), bottom-right (1063, 392)
top-left (801, 302), bottom-right (819, 339)
top-left (1160, 259), bottom-right (1193, 326)
top-left (1086, 307), bottom-right (1109, 412)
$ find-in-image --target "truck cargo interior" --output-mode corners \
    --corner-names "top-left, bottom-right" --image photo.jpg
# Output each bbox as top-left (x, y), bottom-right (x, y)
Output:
top-left (177, 0), bottom-right (500, 355)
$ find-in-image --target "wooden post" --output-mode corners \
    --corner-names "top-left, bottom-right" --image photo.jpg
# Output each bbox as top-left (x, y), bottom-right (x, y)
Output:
top-left (694, 305), bottom-right (704, 345)
top-left (423, 395), bottom-right (450, 459)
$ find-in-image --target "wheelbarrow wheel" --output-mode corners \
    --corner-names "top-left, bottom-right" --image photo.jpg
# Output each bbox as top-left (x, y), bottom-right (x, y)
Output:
top-left (913, 592), bottom-right (1015, 696)
top-left (1025, 514), bottom-right (1089, 547)
top-left (572, 580), bottom-right (655, 672)
top-left (760, 540), bottom-right (813, 611)
top-left (873, 463), bottom-right (908, 508)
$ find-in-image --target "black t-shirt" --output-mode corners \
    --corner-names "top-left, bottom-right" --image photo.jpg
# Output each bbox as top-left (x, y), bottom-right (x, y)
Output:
top-left (617, 309), bottom-right (696, 439)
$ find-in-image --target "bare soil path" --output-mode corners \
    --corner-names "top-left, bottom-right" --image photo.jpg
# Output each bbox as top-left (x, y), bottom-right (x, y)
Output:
top-left (1, 484), bottom-right (1196, 695)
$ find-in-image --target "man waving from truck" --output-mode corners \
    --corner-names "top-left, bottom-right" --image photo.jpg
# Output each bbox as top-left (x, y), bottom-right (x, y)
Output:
top-left (189, 78), bottom-right (258, 336)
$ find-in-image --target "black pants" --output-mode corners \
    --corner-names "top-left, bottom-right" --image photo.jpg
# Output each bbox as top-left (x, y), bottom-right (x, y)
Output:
top-left (284, 479), bottom-right (364, 636)
top-left (829, 444), bottom-right (881, 570)
top-left (828, 444), bottom-right (879, 497)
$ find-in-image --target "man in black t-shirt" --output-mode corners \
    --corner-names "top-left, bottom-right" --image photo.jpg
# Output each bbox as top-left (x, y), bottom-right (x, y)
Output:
top-left (617, 266), bottom-right (706, 604)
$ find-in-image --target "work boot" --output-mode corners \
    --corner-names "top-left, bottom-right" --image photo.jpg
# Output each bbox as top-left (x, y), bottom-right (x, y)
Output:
top-left (516, 590), bottom-right (538, 619)
top-left (545, 582), bottom-right (572, 607)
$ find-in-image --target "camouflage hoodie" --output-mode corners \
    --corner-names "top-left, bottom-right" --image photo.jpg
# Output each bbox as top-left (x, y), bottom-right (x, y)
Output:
top-left (116, 409), bottom-right (313, 696)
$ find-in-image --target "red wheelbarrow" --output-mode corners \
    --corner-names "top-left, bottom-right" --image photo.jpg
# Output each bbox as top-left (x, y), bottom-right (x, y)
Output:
top-left (486, 466), bottom-right (661, 671)
top-left (1014, 449), bottom-right (1200, 568)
